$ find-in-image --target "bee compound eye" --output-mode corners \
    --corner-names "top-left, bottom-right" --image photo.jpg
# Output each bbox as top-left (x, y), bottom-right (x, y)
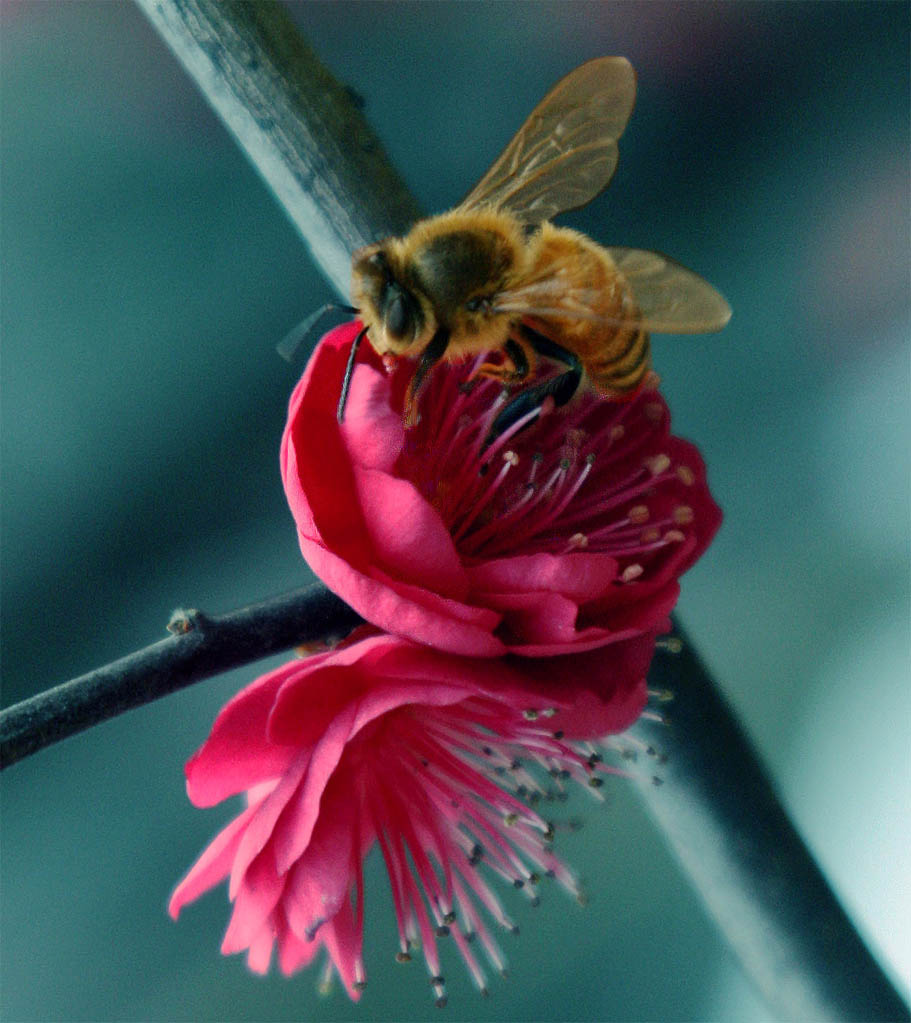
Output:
top-left (386, 291), bottom-right (409, 338)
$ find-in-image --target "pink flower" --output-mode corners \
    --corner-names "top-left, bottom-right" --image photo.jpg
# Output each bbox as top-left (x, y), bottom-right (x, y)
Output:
top-left (282, 322), bottom-right (721, 657)
top-left (169, 634), bottom-right (648, 1002)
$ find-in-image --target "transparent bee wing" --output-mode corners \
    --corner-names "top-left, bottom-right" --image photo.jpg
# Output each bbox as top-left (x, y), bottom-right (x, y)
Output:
top-left (606, 248), bottom-right (732, 333)
top-left (458, 57), bottom-right (637, 224)
top-left (492, 249), bottom-right (731, 335)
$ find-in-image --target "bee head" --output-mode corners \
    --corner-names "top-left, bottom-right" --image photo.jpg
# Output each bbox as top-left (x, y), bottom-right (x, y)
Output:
top-left (351, 243), bottom-right (431, 356)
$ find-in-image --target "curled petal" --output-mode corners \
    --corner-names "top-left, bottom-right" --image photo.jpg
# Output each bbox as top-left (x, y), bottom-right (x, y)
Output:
top-left (281, 322), bottom-right (721, 658)
top-left (171, 636), bottom-right (649, 1002)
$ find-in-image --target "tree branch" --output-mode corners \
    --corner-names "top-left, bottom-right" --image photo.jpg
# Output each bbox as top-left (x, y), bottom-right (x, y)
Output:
top-left (4, 1), bottom-right (906, 1020)
top-left (628, 626), bottom-right (909, 1022)
top-left (0, 585), bottom-right (361, 769)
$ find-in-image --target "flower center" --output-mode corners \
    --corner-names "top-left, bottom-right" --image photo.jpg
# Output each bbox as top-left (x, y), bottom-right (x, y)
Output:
top-left (395, 356), bottom-right (699, 570)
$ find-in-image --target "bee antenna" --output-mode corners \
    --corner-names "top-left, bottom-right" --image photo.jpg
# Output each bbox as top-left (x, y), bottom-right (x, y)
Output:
top-left (277, 303), bottom-right (358, 363)
top-left (337, 326), bottom-right (369, 422)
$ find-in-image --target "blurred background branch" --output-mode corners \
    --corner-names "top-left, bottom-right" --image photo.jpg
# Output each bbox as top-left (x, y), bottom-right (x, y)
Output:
top-left (1, 1), bottom-right (906, 1021)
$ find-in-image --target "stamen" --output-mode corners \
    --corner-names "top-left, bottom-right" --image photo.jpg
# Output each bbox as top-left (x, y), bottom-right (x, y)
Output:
top-left (450, 450), bottom-right (518, 543)
top-left (644, 453), bottom-right (671, 476)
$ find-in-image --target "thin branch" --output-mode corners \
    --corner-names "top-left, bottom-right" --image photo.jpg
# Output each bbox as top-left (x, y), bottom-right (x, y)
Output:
top-left (0, 585), bottom-right (361, 769)
top-left (6, 1), bottom-right (906, 1020)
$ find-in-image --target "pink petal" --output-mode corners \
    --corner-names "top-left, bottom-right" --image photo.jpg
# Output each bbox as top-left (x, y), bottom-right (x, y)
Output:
top-left (298, 535), bottom-right (505, 657)
top-left (185, 659), bottom-right (313, 808)
top-left (320, 893), bottom-right (364, 1001)
top-left (271, 703), bottom-right (358, 874)
top-left (266, 634), bottom-right (396, 746)
top-left (466, 551), bottom-right (619, 602)
top-left (168, 801), bottom-right (259, 919)
top-left (229, 747), bottom-right (312, 899)
top-left (245, 920), bottom-right (275, 975)
top-left (221, 850), bottom-right (286, 955)
top-left (341, 362), bottom-right (405, 473)
top-left (283, 778), bottom-right (358, 941)
top-left (281, 341), bottom-right (372, 567)
top-left (354, 466), bottom-right (468, 599)
top-left (481, 589), bottom-right (582, 646)
top-left (276, 918), bottom-right (321, 976)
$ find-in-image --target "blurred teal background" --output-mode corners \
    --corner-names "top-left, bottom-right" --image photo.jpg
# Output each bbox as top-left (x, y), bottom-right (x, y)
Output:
top-left (1, 2), bottom-right (908, 1020)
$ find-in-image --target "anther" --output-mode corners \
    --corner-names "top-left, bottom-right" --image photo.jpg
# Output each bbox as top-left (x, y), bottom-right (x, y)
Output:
top-left (503, 450), bottom-right (519, 466)
top-left (396, 951), bottom-right (412, 963)
top-left (664, 529), bottom-right (686, 542)
top-left (645, 453), bottom-right (671, 476)
top-left (648, 683), bottom-right (677, 699)
top-left (609, 425), bottom-right (625, 442)
top-left (587, 752), bottom-right (603, 766)
top-left (542, 707), bottom-right (558, 718)
top-left (568, 531), bottom-right (588, 549)
top-left (641, 527), bottom-right (661, 543)
top-left (504, 812), bottom-right (518, 826)
top-left (673, 505), bottom-right (694, 525)
top-left (523, 708), bottom-right (539, 721)
top-left (354, 980), bottom-right (368, 991)
top-left (588, 776), bottom-right (604, 789)
top-left (443, 910), bottom-right (457, 925)
top-left (513, 878), bottom-right (525, 889)
top-left (621, 564), bottom-right (643, 582)
top-left (435, 925), bottom-right (451, 937)
top-left (585, 452), bottom-right (596, 465)
top-left (676, 465), bottom-right (695, 486)
top-left (552, 729), bottom-right (565, 740)
top-left (628, 504), bottom-right (649, 524)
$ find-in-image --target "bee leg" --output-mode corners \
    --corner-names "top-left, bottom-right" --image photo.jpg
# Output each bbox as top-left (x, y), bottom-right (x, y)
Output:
top-left (471, 337), bottom-right (534, 383)
top-left (337, 326), bottom-right (369, 422)
top-left (488, 326), bottom-right (582, 438)
top-left (519, 324), bottom-right (582, 377)
top-left (404, 326), bottom-right (450, 426)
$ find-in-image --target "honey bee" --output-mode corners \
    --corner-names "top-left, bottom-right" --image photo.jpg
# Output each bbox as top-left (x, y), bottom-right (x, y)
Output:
top-left (340, 56), bottom-right (731, 428)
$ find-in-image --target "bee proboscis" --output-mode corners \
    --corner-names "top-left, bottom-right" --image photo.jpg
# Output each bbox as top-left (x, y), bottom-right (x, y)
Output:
top-left (341, 56), bottom-right (731, 427)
